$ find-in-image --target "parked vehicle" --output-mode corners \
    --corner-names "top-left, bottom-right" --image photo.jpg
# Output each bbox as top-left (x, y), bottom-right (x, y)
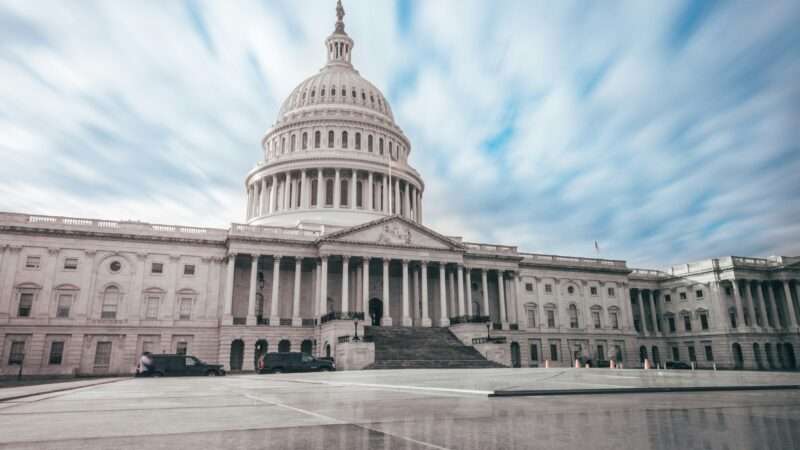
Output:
top-left (258, 352), bottom-right (335, 374)
top-left (665, 360), bottom-right (692, 370)
top-left (136, 354), bottom-right (225, 377)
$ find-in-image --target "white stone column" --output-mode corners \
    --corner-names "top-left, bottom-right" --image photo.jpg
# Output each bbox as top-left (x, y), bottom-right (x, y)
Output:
top-left (394, 178), bottom-right (400, 215)
top-left (421, 262), bottom-right (431, 327)
top-left (481, 269), bottom-right (489, 320)
top-left (381, 258), bottom-right (392, 326)
top-left (456, 265), bottom-right (465, 317)
top-left (765, 282), bottom-right (778, 327)
top-left (285, 172), bottom-right (293, 210)
top-left (382, 175), bottom-right (388, 213)
top-left (413, 265), bottom-right (420, 321)
top-left (320, 257), bottom-right (329, 317)
top-left (498, 271), bottom-right (508, 329)
top-left (269, 256), bottom-right (281, 326)
top-left (401, 260), bottom-right (411, 326)
top-left (466, 268), bottom-right (473, 316)
top-left (367, 172), bottom-right (374, 211)
top-left (410, 186), bottom-right (416, 220)
top-left (447, 269), bottom-right (456, 318)
top-left (334, 169), bottom-right (341, 208)
top-left (742, 280), bottom-right (756, 328)
top-left (300, 170), bottom-right (307, 209)
top-left (223, 253), bottom-right (235, 324)
top-left (404, 182), bottom-right (411, 218)
top-left (647, 291), bottom-right (658, 335)
top-left (731, 280), bottom-right (745, 330)
top-left (270, 175), bottom-right (277, 213)
top-left (247, 255), bottom-right (259, 325)
top-left (341, 256), bottom-right (349, 313)
top-left (439, 263), bottom-right (449, 326)
top-left (362, 258), bottom-right (370, 318)
top-left (260, 178), bottom-right (267, 215)
top-left (292, 258), bottom-right (302, 327)
top-left (754, 282), bottom-right (769, 328)
top-left (620, 283), bottom-right (633, 331)
top-left (635, 289), bottom-right (646, 333)
top-left (782, 281), bottom-right (798, 328)
top-left (316, 169), bottom-right (324, 208)
top-left (351, 171), bottom-right (357, 209)
top-left (246, 186), bottom-right (252, 218)
top-left (515, 272), bottom-right (524, 325)
top-left (418, 191), bottom-right (423, 222)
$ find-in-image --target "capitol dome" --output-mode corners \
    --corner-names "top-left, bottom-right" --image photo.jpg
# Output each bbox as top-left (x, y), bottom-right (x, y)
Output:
top-left (244, 0), bottom-right (424, 230)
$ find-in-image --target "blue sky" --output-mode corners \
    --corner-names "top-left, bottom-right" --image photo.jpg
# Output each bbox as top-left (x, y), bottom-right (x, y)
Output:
top-left (0, 0), bottom-right (798, 268)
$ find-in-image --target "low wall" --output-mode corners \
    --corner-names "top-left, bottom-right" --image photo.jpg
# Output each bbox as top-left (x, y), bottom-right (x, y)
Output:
top-left (335, 341), bottom-right (375, 370)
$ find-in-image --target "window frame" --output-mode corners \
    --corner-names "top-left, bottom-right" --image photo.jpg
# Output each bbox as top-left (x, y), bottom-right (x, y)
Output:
top-left (151, 262), bottom-right (164, 275)
top-left (24, 256), bottom-right (41, 270)
top-left (183, 264), bottom-right (196, 276)
top-left (63, 257), bottom-right (79, 271)
top-left (8, 341), bottom-right (25, 365)
top-left (49, 341), bottom-right (65, 365)
top-left (93, 341), bottom-right (112, 367)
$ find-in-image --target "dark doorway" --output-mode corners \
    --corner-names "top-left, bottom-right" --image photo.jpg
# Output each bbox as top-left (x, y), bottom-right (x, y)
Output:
top-left (254, 339), bottom-right (268, 370)
top-left (230, 339), bottom-right (244, 371)
top-left (301, 340), bottom-right (313, 356)
top-left (766, 343), bottom-right (775, 369)
top-left (325, 343), bottom-right (331, 358)
top-left (651, 346), bottom-right (661, 367)
top-left (278, 339), bottom-right (291, 352)
top-left (369, 298), bottom-right (383, 326)
top-left (511, 342), bottom-right (521, 368)
top-left (753, 343), bottom-right (763, 369)
top-left (639, 346), bottom-right (648, 364)
top-left (784, 343), bottom-right (796, 369)
top-left (732, 343), bottom-right (744, 369)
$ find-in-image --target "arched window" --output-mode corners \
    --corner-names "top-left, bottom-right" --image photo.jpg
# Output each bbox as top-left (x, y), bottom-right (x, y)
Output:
top-left (331, 86), bottom-right (336, 97)
top-left (314, 131), bottom-right (321, 148)
top-left (379, 138), bottom-right (384, 155)
top-left (355, 132), bottom-right (361, 150)
top-left (281, 137), bottom-right (285, 154)
top-left (342, 131), bottom-right (348, 149)
top-left (368, 135), bottom-right (373, 152)
top-left (325, 179), bottom-right (334, 206)
top-left (567, 285), bottom-right (575, 295)
top-left (290, 134), bottom-right (296, 152)
top-left (568, 304), bottom-right (578, 328)
top-left (351, 89), bottom-right (356, 99)
top-left (328, 130), bottom-right (334, 148)
top-left (101, 286), bottom-right (120, 319)
top-left (321, 87), bottom-right (325, 97)
top-left (302, 132), bottom-right (308, 150)
top-left (356, 181), bottom-right (363, 208)
top-left (310, 179), bottom-right (318, 206)
top-left (340, 180), bottom-right (349, 207)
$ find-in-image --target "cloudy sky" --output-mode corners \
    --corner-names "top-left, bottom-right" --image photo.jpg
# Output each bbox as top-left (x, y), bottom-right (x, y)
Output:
top-left (1, 0), bottom-right (798, 268)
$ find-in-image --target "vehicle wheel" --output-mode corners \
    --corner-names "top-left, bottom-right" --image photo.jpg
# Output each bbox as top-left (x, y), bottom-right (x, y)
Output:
top-left (206, 370), bottom-right (217, 376)
top-left (151, 372), bottom-right (163, 378)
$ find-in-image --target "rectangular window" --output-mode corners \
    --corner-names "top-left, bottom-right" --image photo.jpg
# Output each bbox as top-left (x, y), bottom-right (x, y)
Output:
top-left (151, 263), bottom-right (164, 274)
top-left (526, 309), bottom-right (536, 328)
top-left (549, 343), bottom-right (559, 361)
top-left (183, 264), bottom-right (195, 276)
top-left (590, 287), bottom-right (598, 296)
top-left (547, 310), bottom-right (555, 328)
top-left (25, 256), bottom-right (40, 269)
top-left (607, 287), bottom-right (616, 297)
top-left (176, 341), bottom-right (188, 356)
top-left (684, 315), bottom-right (692, 331)
top-left (610, 312), bottom-right (619, 329)
top-left (704, 345), bottom-right (714, 361)
top-left (679, 292), bottom-right (687, 300)
top-left (56, 294), bottom-right (72, 318)
top-left (596, 345), bottom-right (605, 361)
top-left (688, 345), bottom-right (697, 362)
top-left (8, 341), bottom-right (25, 364)
top-left (18, 293), bottom-right (33, 317)
top-left (49, 341), bottom-right (64, 365)
top-left (592, 311), bottom-right (601, 329)
top-left (145, 296), bottom-right (159, 320)
top-left (672, 347), bottom-right (680, 361)
top-left (545, 284), bottom-right (552, 294)
top-left (64, 258), bottom-right (79, 270)
top-left (101, 300), bottom-right (117, 319)
top-left (668, 317), bottom-right (676, 333)
top-left (142, 341), bottom-right (155, 354)
top-left (696, 290), bottom-right (703, 298)
top-left (94, 342), bottom-right (112, 367)
top-left (530, 344), bottom-right (539, 362)
top-left (700, 313), bottom-right (709, 330)
top-left (665, 294), bottom-right (671, 302)
top-left (525, 283), bottom-right (533, 292)
top-left (179, 298), bottom-right (192, 320)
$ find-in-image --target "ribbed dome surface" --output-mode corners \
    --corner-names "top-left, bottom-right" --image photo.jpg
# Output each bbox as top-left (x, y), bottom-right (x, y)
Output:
top-left (276, 65), bottom-right (394, 122)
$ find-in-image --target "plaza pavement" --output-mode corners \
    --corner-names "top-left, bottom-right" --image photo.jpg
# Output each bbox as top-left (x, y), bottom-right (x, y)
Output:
top-left (0, 368), bottom-right (799, 449)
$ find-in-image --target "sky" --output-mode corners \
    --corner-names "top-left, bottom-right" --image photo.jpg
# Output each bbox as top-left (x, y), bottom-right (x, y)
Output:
top-left (0, 0), bottom-right (798, 269)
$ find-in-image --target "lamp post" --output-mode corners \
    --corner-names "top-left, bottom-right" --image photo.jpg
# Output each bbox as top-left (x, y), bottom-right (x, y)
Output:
top-left (485, 321), bottom-right (491, 341)
top-left (353, 317), bottom-right (360, 341)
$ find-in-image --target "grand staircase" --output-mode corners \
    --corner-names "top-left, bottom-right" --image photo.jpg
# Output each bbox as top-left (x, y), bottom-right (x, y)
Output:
top-left (363, 326), bottom-right (504, 369)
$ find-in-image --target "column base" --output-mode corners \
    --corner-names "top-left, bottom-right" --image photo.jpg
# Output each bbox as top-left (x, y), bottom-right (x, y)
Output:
top-left (246, 315), bottom-right (257, 326)
top-left (269, 317), bottom-right (281, 326)
top-left (501, 321), bottom-right (510, 330)
top-left (380, 317), bottom-right (393, 326)
top-left (292, 317), bottom-right (302, 327)
top-left (421, 318), bottom-right (432, 327)
top-left (439, 318), bottom-right (450, 327)
top-left (402, 317), bottom-right (413, 327)
top-left (222, 315), bottom-right (233, 326)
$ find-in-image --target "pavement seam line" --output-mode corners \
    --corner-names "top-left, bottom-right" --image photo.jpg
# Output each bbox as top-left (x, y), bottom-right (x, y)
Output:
top-left (282, 379), bottom-right (492, 396)
top-left (243, 393), bottom-right (451, 450)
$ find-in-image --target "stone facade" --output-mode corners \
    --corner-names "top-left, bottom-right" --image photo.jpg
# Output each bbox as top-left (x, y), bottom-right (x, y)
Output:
top-left (1, 1), bottom-right (797, 376)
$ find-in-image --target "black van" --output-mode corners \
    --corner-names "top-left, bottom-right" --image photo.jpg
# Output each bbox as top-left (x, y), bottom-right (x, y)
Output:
top-left (258, 352), bottom-right (335, 374)
top-left (136, 354), bottom-right (225, 377)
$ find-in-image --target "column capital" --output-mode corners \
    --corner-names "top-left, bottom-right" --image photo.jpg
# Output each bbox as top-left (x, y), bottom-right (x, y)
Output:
top-left (320, 255), bottom-right (329, 262)
top-left (401, 259), bottom-right (410, 264)
top-left (382, 257), bottom-right (391, 263)
top-left (341, 255), bottom-right (350, 262)
top-left (272, 254), bottom-right (282, 261)
top-left (251, 254), bottom-right (260, 262)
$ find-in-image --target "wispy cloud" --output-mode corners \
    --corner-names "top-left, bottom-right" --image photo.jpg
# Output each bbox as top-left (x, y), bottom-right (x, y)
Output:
top-left (0, 0), bottom-right (798, 268)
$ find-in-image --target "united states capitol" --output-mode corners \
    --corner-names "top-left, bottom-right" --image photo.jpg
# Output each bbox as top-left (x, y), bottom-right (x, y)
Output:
top-left (1, 1), bottom-right (798, 377)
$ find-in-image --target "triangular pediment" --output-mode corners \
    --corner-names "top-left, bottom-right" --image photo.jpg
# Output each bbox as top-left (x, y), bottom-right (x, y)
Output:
top-left (319, 216), bottom-right (464, 251)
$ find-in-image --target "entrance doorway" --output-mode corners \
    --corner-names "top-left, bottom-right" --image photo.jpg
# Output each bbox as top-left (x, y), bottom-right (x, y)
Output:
top-left (230, 339), bottom-right (244, 371)
top-left (278, 340), bottom-right (291, 352)
top-left (732, 343), bottom-right (744, 369)
top-left (301, 340), bottom-right (313, 356)
top-left (510, 342), bottom-right (521, 368)
top-left (254, 339), bottom-right (268, 370)
top-left (369, 298), bottom-right (383, 326)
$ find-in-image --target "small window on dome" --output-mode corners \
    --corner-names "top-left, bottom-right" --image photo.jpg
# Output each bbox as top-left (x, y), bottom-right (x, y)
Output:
top-left (379, 138), bottom-right (384, 155)
top-left (361, 92), bottom-right (366, 101)
top-left (328, 131), bottom-right (334, 148)
top-left (321, 87), bottom-right (325, 97)
top-left (342, 131), bottom-right (348, 149)
top-left (332, 87), bottom-right (336, 96)
top-left (368, 135), bottom-right (373, 152)
top-left (302, 91), bottom-right (306, 100)
top-left (352, 89), bottom-right (356, 98)
top-left (290, 134), bottom-right (296, 152)
top-left (302, 132), bottom-right (308, 150)
top-left (311, 89), bottom-right (315, 98)
top-left (315, 131), bottom-right (321, 148)
top-left (355, 132), bottom-right (361, 150)
top-left (370, 95), bottom-right (375, 103)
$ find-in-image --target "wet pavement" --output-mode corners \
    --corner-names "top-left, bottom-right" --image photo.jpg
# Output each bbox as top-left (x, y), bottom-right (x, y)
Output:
top-left (0, 368), bottom-right (798, 449)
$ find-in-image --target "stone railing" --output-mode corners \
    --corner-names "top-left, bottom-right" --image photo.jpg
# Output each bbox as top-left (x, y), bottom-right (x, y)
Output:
top-left (230, 223), bottom-right (321, 239)
top-left (630, 268), bottom-right (668, 279)
top-left (449, 315), bottom-right (491, 325)
top-left (472, 336), bottom-right (507, 345)
top-left (337, 335), bottom-right (374, 344)
top-left (520, 252), bottom-right (627, 269)
top-left (464, 242), bottom-right (518, 254)
top-left (0, 211), bottom-right (228, 240)
top-left (320, 311), bottom-right (365, 324)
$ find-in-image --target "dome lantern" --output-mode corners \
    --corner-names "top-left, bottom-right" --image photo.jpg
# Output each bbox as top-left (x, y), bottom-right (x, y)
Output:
top-left (325, 0), bottom-right (354, 68)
